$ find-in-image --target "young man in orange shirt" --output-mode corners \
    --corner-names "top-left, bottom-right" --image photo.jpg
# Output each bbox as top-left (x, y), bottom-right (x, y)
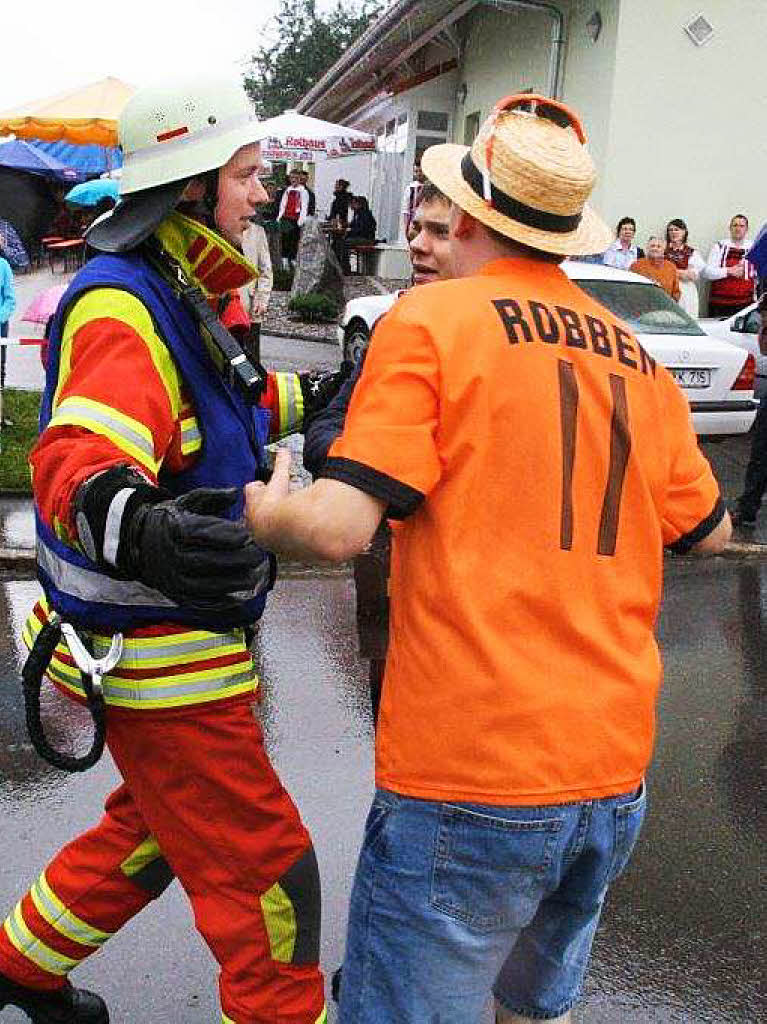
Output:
top-left (246, 95), bottom-right (730, 1023)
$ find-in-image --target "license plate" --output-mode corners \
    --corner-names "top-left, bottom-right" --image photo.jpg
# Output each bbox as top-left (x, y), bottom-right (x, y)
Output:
top-left (670, 368), bottom-right (711, 388)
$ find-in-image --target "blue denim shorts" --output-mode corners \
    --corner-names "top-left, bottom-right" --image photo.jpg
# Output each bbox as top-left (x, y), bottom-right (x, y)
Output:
top-left (338, 783), bottom-right (646, 1023)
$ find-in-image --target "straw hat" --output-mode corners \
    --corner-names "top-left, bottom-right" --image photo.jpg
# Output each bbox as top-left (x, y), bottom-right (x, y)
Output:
top-left (421, 94), bottom-right (612, 256)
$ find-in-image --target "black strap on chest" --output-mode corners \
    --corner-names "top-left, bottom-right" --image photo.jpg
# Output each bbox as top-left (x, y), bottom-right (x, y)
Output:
top-left (142, 238), bottom-right (267, 405)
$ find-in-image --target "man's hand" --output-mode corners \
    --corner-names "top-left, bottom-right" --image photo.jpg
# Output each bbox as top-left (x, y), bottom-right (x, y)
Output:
top-left (245, 448), bottom-right (292, 543)
top-left (727, 261), bottom-right (745, 278)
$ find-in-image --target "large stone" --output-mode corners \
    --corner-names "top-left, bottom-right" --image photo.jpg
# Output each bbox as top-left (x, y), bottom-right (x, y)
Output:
top-left (291, 217), bottom-right (345, 309)
top-left (263, 220), bottom-right (282, 273)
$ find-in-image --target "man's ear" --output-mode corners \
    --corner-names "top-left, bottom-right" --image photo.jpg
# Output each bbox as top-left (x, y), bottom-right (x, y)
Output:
top-left (181, 178), bottom-right (207, 202)
top-left (451, 208), bottom-right (475, 239)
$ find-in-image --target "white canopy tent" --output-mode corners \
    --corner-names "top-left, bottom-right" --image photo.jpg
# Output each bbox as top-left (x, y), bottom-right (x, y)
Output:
top-left (259, 109), bottom-right (376, 163)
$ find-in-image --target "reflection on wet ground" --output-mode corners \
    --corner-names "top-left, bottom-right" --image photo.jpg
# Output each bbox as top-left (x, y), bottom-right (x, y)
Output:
top-left (0, 557), bottom-right (764, 1021)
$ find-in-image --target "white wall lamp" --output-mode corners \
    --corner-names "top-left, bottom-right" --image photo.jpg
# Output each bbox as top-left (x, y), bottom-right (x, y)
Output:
top-left (586, 11), bottom-right (603, 43)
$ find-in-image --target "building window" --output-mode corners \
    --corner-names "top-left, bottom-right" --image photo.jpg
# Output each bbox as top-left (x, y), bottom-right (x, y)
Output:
top-left (464, 111), bottom-right (480, 146)
top-left (417, 110), bottom-right (449, 133)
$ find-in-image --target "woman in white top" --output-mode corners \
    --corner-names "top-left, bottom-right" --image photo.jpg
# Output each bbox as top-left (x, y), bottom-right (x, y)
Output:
top-left (602, 216), bottom-right (645, 270)
top-left (664, 218), bottom-right (705, 317)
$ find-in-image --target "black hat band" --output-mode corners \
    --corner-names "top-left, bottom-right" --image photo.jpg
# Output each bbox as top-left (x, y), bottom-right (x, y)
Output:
top-left (460, 152), bottom-right (583, 234)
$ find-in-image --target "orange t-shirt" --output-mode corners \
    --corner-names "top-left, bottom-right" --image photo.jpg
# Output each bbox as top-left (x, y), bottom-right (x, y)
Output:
top-left (326, 257), bottom-right (723, 805)
top-left (630, 257), bottom-right (681, 301)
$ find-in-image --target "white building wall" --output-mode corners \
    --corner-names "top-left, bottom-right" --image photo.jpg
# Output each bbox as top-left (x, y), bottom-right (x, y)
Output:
top-left (557, 0), bottom-right (620, 213)
top-left (454, 2), bottom-right (620, 211)
top-left (603, 0), bottom-right (767, 257)
top-left (456, 6), bottom-right (552, 134)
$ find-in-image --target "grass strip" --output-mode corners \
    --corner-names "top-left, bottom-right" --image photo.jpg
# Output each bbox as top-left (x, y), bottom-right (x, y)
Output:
top-left (0, 389), bottom-right (41, 493)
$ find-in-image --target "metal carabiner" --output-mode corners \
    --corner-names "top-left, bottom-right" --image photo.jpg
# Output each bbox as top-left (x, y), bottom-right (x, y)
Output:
top-left (60, 624), bottom-right (123, 697)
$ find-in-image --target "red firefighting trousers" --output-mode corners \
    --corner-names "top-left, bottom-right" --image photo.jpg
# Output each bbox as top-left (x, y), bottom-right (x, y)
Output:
top-left (0, 696), bottom-right (326, 1024)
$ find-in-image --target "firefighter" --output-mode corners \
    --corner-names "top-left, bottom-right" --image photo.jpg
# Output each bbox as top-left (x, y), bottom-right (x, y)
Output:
top-left (0, 77), bottom-right (331, 1023)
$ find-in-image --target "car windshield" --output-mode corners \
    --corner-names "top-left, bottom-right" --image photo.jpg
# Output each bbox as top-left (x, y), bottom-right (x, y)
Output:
top-left (574, 279), bottom-right (706, 336)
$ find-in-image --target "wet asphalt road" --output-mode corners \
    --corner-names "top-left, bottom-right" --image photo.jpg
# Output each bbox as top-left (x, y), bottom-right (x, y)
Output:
top-left (0, 333), bottom-right (765, 1021)
top-left (0, 556), bottom-right (765, 1023)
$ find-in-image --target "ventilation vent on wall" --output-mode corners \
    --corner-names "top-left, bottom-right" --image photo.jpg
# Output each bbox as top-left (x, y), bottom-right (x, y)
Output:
top-left (684, 13), bottom-right (714, 46)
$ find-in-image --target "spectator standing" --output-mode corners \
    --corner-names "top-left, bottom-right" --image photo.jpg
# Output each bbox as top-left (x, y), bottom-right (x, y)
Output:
top-left (277, 169), bottom-right (309, 269)
top-left (603, 215), bottom-right (645, 270)
top-left (403, 159), bottom-right (425, 236)
top-left (245, 93), bottom-right (730, 1024)
top-left (631, 236), bottom-right (681, 301)
top-left (298, 170), bottom-right (316, 216)
top-left (240, 215), bottom-right (273, 357)
top-left (0, 249), bottom-right (15, 399)
top-left (704, 214), bottom-right (756, 317)
top-left (732, 293), bottom-right (767, 527)
top-left (664, 218), bottom-right (705, 316)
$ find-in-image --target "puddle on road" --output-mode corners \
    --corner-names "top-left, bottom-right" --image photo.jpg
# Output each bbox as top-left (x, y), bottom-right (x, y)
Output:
top-left (0, 561), bottom-right (763, 1022)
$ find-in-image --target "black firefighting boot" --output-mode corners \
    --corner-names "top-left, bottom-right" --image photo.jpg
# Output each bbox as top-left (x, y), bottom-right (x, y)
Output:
top-left (0, 972), bottom-right (109, 1023)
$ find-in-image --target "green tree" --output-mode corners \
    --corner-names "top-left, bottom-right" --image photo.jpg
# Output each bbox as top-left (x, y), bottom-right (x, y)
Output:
top-left (244, 0), bottom-right (384, 117)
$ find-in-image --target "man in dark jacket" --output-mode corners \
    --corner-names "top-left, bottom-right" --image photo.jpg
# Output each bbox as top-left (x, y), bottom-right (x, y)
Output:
top-left (304, 183), bottom-right (453, 724)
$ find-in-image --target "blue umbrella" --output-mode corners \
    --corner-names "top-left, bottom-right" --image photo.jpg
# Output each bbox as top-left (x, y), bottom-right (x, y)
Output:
top-left (32, 140), bottom-right (122, 178)
top-left (0, 139), bottom-right (80, 182)
top-left (65, 178), bottom-right (120, 207)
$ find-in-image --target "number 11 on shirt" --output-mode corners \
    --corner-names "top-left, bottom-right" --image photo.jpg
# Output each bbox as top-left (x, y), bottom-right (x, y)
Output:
top-left (558, 360), bottom-right (631, 557)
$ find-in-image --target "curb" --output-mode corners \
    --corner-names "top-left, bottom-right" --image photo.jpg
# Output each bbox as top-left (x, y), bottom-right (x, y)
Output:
top-left (262, 328), bottom-right (338, 346)
top-left (4, 541), bottom-right (767, 574)
top-left (0, 547), bottom-right (35, 569)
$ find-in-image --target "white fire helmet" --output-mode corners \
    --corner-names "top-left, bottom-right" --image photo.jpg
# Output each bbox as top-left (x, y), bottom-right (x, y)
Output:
top-left (88, 76), bottom-right (265, 253)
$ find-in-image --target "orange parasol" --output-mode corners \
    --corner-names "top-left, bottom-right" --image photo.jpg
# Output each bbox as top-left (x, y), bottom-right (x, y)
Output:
top-left (0, 77), bottom-right (136, 146)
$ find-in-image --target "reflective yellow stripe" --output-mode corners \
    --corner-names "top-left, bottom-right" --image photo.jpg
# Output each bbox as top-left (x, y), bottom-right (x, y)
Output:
top-left (121, 837), bottom-right (162, 879)
top-left (3, 903), bottom-right (79, 976)
top-left (54, 288), bottom-right (182, 420)
top-left (274, 371), bottom-right (303, 438)
top-left (222, 1014), bottom-right (236, 1024)
top-left (48, 396), bottom-right (158, 473)
top-left (259, 882), bottom-right (296, 963)
top-left (30, 872), bottom-right (111, 948)
top-left (23, 607), bottom-right (257, 710)
top-left (315, 1009), bottom-right (328, 1024)
top-left (180, 414), bottom-right (202, 455)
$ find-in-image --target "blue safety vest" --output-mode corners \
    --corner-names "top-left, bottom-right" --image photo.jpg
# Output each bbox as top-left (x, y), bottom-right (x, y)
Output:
top-left (36, 251), bottom-right (275, 632)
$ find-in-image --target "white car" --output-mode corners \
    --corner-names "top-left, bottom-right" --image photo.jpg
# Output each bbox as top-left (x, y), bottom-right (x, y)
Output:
top-left (338, 262), bottom-right (757, 436)
top-left (700, 301), bottom-right (765, 396)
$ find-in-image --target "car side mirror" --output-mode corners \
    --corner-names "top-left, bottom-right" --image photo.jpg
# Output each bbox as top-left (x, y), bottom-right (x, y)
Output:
top-left (733, 315), bottom-right (746, 332)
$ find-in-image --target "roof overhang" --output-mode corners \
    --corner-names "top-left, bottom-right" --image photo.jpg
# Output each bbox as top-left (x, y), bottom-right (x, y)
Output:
top-left (297, 0), bottom-right (478, 124)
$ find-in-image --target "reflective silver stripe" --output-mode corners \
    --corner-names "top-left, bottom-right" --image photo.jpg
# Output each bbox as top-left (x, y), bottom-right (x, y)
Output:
top-left (49, 402), bottom-right (155, 462)
top-left (282, 373), bottom-right (300, 432)
top-left (60, 667), bottom-right (255, 705)
top-left (4, 904), bottom-right (78, 975)
top-left (38, 538), bottom-right (271, 608)
top-left (31, 875), bottom-right (111, 947)
top-left (91, 631), bottom-right (242, 662)
top-left (181, 421), bottom-right (202, 450)
top-left (37, 539), bottom-right (178, 608)
top-left (103, 487), bottom-right (135, 566)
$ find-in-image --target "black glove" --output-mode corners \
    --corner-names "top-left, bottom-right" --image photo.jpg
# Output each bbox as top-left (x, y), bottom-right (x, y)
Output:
top-left (125, 488), bottom-right (267, 608)
top-left (299, 362), bottom-right (354, 426)
top-left (75, 466), bottom-right (267, 610)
